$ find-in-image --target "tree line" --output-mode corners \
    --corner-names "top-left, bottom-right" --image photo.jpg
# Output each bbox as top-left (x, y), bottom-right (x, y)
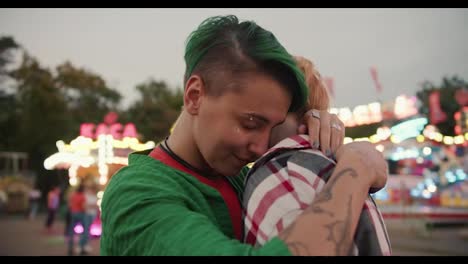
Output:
top-left (0, 36), bottom-right (183, 190)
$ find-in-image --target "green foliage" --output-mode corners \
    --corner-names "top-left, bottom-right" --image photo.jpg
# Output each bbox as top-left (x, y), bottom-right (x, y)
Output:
top-left (0, 35), bottom-right (185, 197)
top-left (55, 61), bottom-right (122, 127)
top-left (8, 54), bottom-right (69, 175)
top-left (416, 75), bottom-right (467, 136)
top-left (345, 122), bottom-right (383, 139)
top-left (122, 79), bottom-right (183, 142)
top-left (0, 36), bottom-right (20, 72)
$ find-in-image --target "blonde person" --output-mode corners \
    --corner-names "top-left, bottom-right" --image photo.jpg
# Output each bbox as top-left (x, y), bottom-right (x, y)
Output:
top-left (243, 58), bottom-right (391, 255)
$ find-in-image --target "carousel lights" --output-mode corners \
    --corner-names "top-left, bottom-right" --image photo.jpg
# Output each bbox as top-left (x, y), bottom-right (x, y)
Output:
top-left (390, 117), bottom-right (428, 141)
top-left (443, 136), bottom-right (454, 145)
top-left (445, 171), bottom-right (457, 183)
top-left (90, 224), bottom-right (102, 237)
top-left (345, 130), bottom-right (466, 146)
top-left (434, 132), bottom-right (443, 142)
top-left (375, 144), bottom-right (384, 152)
top-left (422, 147), bottom-right (432, 156)
top-left (132, 141), bottom-right (156, 151)
top-left (105, 135), bottom-right (114, 163)
top-left (369, 135), bottom-right (380, 144)
top-left (111, 156), bottom-right (128, 166)
top-left (69, 177), bottom-right (78, 186)
top-left (390, 148), bottom-right (419, 161)
top-left (427, 185), bottom-right (437, 193)
top-left (44, 153), bottom-right (95, 170)
top-left (99, 176), bottom-right (107, 185)
top-left (416, 135), bottom-right (425, 143)
top-left (454, 135), bottom-right (464, 144)
top-left (56, 140), bottom-right (66, 152)
top-left (455, 169), bottom-right (466, 180)
top-left (421, 189), bottom-right (431, 199)
top-left (376, 127), bottom-right (391, 141)
top-left (390, 135), bottom-right (401, 144)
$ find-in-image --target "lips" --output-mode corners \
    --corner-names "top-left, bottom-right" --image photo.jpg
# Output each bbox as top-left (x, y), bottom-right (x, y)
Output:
top-left (235, 155), bottom-right (252, 164)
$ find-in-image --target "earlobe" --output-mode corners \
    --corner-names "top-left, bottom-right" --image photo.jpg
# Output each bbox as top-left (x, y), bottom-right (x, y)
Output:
top-left (184, 75), bottom-right (205, 115)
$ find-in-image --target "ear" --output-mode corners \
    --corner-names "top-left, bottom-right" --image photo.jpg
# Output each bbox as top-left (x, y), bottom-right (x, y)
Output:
top-left (184, 75), bottom-right (205, 115)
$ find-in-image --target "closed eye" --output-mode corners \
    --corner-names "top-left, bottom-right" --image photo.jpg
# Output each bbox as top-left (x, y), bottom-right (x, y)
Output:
top-left (241, 115), bottom-right (261, 130)
top-left (240, 113), bottom-right (284, 130)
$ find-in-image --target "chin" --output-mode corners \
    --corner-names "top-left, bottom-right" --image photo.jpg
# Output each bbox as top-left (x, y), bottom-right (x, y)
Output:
top-left (216, 165), bottom-right (243, 177)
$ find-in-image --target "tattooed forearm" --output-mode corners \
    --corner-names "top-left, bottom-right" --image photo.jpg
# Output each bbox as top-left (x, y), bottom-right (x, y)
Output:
top-left (286, 242), bottom-right (311, 256)
top-left (323, 196), bottom-right (353, 255)
top-left (308, 204), bottom-right (334, 217)
top-left (279, 222), bottom-right (312, 255)
top-left (305, 168), bottom-right (358, 216)
top-left (278, 168), bottom-right (359, 255)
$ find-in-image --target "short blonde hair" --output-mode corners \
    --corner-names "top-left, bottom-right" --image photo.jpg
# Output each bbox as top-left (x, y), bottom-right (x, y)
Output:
top-left (294, 56), bottom-right (330, 113)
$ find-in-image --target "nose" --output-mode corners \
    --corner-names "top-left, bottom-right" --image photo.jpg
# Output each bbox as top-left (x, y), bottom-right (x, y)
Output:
top-left (247, 131), bottom-right (270, 159)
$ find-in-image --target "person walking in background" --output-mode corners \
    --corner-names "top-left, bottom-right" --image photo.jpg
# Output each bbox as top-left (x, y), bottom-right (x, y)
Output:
top-left (62, 186), bottom-right (72, 239)
top-left (28, 187), bottom-right (41, 220)
top-left (67, 184), bottom-right (89, 255)
top-left (44, 186), bottom-right (60, 233)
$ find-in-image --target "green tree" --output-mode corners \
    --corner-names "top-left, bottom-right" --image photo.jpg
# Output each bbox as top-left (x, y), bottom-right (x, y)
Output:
top-left (54, 61), bottom-right (122, 134)
top-left (344, 122), bottom-right (383, 139)
top-left (9, 53), bottom-right (71, 191)
top-left (123, 79), bottom-right (183, 142)
top-left (0, 36), bottom-right (20, 150)
top-left (416, 75), bottom-right (467, 136)
top-left (11, 54), bottom-right (69, 157)
top-left (0, 36), bottom-right (20, 76)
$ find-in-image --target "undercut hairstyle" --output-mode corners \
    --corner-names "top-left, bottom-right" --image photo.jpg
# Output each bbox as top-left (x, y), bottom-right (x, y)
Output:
top-left (184, 15), bottom-right (308, 112)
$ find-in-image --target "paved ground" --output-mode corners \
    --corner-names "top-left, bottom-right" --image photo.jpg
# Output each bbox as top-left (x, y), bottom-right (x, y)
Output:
top-left (385, 218), bottom-right (468, 256)
top-left (1, 213), bottom-right (467, 256)
top-left (0, 213), bottom-right (99, 256)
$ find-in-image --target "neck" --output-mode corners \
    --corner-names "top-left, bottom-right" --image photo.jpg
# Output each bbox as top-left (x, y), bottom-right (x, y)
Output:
top-left (167, 112), bottom-right (211, 174)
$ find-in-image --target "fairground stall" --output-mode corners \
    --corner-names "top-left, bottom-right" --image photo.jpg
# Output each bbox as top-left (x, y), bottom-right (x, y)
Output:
top-left (43, 112), bottom-right (156, 236)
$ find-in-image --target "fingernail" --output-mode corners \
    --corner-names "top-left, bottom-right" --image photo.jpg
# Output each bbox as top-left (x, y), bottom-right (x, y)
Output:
top-left (312, 141), bottom-right (320, 149)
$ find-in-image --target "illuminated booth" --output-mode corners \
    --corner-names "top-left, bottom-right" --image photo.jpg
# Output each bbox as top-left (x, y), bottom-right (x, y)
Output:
top-left (44, 112), bottom-right (155, 188)
top-left (43, 113), bottom-right (156, 237)
top-left (332, 95), bottom-right (467, 208)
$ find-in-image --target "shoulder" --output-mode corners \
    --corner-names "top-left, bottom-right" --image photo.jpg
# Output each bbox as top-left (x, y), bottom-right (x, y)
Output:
top-left (104, 155), bottom-right (184, 201)
top-left (244, 148), bottom-right (336, 197)
top-left (287, 148), bottom-right (335, 173)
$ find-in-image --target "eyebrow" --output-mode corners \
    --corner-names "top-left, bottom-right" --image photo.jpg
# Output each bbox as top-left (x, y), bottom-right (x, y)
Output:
top-left (245, 113), bottom-right (284, 126)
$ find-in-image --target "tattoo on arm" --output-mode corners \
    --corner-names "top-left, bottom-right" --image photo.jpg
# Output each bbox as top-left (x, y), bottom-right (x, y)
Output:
top-left (324, 196), bottom-right (353, 255)
top-left (305, 168), bottom-right (358, 216)
top-left (279, 168), bottom-right (358, 255)
top-left (286, 242), bottom-right (311, 256)
top-left (279, 220), bottom-right (311, 255)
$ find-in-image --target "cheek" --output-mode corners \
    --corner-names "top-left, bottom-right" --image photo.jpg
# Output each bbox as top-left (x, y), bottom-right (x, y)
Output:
top-left (218, 125), bottom-right (249, 152)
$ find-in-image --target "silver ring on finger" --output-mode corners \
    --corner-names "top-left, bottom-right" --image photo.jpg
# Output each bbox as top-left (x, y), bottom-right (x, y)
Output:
top-left (309, 109), bottom-right (321, 120)
top-left (331, 123), bottom-right (342, 131)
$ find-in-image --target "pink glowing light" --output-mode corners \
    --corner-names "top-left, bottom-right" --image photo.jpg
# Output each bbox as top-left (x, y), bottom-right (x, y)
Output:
top-left (74, 224), bottom-right (84, 234)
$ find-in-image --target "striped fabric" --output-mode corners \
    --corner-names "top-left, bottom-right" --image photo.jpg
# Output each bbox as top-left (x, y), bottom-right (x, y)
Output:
top-left (243, 135), bottom-right (392, 256)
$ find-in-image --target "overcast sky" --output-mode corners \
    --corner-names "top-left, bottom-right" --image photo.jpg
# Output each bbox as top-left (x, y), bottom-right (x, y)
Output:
top-left (1, 8), bottom-right (467, 109)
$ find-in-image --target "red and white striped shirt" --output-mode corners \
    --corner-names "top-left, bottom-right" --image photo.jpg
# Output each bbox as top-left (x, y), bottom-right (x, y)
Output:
top-left (243, 135), bottom-right (391, 255)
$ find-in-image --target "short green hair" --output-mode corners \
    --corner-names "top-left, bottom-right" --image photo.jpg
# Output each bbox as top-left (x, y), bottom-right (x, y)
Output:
top-left (184, 15), bottom-right (308, 112)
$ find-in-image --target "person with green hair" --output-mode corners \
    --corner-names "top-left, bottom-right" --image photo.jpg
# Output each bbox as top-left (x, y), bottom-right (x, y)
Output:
top-left (100, 15), bottom-right (387, 256)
